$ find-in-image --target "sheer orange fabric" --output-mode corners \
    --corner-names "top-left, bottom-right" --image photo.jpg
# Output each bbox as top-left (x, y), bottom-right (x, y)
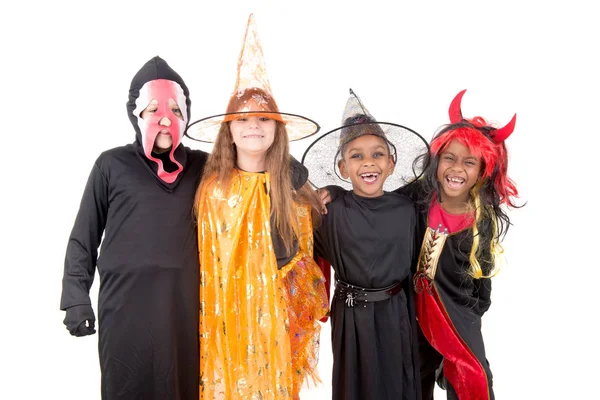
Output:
top-left (279, 206), bottom-right (329, 397)
top-left (197, 170), bottom-right (327, 399)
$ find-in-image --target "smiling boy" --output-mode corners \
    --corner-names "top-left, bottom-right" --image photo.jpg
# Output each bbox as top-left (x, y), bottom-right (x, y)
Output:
top-left (304, 89), bottom-right (428, 400)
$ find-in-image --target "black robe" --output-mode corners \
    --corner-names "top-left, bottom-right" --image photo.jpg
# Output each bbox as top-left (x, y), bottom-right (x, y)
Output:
top-left (398, 180), bottom-right (494, 400)
top-left (60, 57), bottom-right (207, 400)
top-left (314, 191), bottom-right (420, 400)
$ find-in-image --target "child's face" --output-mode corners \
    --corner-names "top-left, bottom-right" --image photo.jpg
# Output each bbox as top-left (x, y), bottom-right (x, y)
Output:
top-left (338, 135), bottom-right (394, 198)
top-left (230, 116), bottom-right (276, 158)
top-left (436, 139), bottom-right (482, 204)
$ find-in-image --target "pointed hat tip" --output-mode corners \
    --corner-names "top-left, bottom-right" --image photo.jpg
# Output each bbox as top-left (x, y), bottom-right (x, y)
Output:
top-left (243, 13), bottom-right (259, 39)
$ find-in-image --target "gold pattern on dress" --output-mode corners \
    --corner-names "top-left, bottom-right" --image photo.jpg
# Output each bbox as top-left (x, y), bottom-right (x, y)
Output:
top-left (251, 391), bottom-right (264, 400)
top-left (296, 207), bottom-right (308, 218)
top-left (228, 194), bottom-right (243, 208)
top-left (258, 272), bottom-right (267, 286)
top-left (416, 226), bottom-right (448, 283)
top-left (248, 343), bottom-right (257, 356)
top-left (197, 170), bottom-right (327, 399)
top-left (199, 271), bottom-right (206, 287)
top-left (236, 377), bottom-right (248, 391)
top-left (210, 187), bottom-right (224, 200)
top-left (307, 236), bottom-right (314, 254)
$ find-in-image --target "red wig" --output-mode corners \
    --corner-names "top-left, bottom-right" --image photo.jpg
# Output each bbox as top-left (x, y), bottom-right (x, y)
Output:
top-left (430, 90), bottom-right (518, 206)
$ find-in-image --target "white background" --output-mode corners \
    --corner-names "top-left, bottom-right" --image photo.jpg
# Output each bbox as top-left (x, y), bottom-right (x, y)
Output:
top-left (1, 1), bottom-right (598, 399)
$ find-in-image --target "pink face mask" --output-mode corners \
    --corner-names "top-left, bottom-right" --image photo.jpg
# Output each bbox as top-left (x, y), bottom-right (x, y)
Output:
top-left (133, 79), bottom-right (188, 183)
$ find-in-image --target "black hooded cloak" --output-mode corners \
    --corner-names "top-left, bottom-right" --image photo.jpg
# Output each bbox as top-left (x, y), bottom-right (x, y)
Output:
top-left (60, 57), bottom-right (207, 400)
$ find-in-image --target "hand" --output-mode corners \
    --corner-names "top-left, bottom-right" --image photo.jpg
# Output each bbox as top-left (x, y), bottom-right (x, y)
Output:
top-left (316, 188), bottom-right (331, 214)
top-left (63, 305), bottom-right (97, 337)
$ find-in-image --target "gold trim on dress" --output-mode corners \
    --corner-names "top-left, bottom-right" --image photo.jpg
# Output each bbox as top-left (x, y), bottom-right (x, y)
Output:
top-left (416, 226), bottom-right (448, 282)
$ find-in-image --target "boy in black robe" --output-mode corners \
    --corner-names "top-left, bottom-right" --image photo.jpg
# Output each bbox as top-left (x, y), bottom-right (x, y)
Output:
top-left (303, 89), bottom-right (428, 400)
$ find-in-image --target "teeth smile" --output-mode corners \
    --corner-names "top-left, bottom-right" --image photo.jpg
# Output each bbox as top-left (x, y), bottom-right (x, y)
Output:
top-left (360, 173), bottom-right (379, 183)
top-left (446, 176), bottom-right (465, 189)
top-left (448, 177), bottom-right (464, 183)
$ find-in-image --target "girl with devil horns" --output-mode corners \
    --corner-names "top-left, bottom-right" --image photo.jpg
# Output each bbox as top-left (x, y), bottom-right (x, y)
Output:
top-left (399, 89), bottom-right (523, 399)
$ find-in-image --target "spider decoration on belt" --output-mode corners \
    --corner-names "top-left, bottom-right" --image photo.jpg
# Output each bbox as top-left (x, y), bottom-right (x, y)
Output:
top-left (345, 291), bottom-right (357, 307)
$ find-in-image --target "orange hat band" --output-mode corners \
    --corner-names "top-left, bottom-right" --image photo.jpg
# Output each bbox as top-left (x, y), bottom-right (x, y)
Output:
top-left (222, 112), bottom-right (286, 124)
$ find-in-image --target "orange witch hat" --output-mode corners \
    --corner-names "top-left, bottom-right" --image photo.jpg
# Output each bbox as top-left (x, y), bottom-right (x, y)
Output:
top-left (185, 14), bottom-right (320, 143)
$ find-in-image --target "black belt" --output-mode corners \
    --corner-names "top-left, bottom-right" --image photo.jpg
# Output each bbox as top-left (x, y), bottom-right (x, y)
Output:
top-left (334, 279), bottom-right (404, 307)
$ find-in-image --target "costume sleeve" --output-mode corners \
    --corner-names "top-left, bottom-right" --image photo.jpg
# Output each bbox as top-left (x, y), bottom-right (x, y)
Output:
top-left (273, 163), bottom-right (305, 268)
top-left (272, 217), bottom-right (299, 269)
top-left (313, 213), bottom-right (330, 263)
top-left (60, 161), bottom-right (109, 310)
top-left (324, 185), bottom-right (347, 203)
top-left (394, 181), bottom-right (420, 202)
top-left (290, 156), bottom-right (308, 190)
top-left (409, 206), bottom-right (418, 276)
top-left (474, 277), bottom-right (492, 316)
top-left (313, 216), bottom-right (332, 321)
top-left (473, 230), bottom-right (494, 316)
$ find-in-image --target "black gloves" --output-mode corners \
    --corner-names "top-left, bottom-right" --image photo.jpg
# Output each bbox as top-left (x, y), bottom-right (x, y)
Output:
top-left (63, 304), bottom-right (96, 337)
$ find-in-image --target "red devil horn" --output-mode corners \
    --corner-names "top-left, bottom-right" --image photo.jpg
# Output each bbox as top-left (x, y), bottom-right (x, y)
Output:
top-left (492, 113), bottom-right (517, 143)
top-left (449, 89), bottom-right (467, 123)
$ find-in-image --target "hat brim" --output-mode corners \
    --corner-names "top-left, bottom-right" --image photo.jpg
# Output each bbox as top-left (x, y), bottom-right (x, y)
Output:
top-left (301, 122), bottom-right (429, 191)
top-left (185, 111), bottom-right (320, 143)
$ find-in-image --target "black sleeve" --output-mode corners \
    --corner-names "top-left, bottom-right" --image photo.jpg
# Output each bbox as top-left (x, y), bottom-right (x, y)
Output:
top-left (474, 277), bottom-right (492, 316)
top-left (271, 215), bottom-right (299, 270)
top-left (60, 161), bottom-right (109, 310)
top-left (290, 156), bottom-right (308, 190)
top-left (324, 185), bottom-right (348, 203)
top-left (404, 206), bottom-right (423, 400)
top-left (394, 180), bottom-right (421, 202)
top-left (313, 213), bottom-right (333, 313)
top-left (473, 231), bottom-right (494, 316)
top-left (409, 207), bottom-right (419, 276)
top-left (312, 213), bottom-right (331, 263)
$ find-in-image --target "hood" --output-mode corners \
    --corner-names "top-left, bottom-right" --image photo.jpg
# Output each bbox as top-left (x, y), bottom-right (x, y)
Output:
top-left (126, 56), bottom-right (192, 185)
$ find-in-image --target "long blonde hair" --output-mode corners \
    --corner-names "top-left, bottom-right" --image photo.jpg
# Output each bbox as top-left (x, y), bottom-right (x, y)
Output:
top-left (194, 121), bottom-right (321, 253)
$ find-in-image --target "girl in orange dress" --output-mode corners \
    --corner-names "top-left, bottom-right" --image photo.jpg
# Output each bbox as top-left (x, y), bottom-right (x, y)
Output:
top-left (187, 15), bottom-right (328, 400)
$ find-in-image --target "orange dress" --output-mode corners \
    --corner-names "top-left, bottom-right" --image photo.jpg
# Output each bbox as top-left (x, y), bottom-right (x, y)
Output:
top-left (197, 170), bottom-right (328, 399)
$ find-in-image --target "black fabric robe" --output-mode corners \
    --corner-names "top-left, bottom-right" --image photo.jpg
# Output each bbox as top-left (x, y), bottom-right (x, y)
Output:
top-left (314, 191), bottom-right (420, 400)
top-left (398, 180), bottom-right (494, 400)
top-left (60, 57), bottom-right (207, 400)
